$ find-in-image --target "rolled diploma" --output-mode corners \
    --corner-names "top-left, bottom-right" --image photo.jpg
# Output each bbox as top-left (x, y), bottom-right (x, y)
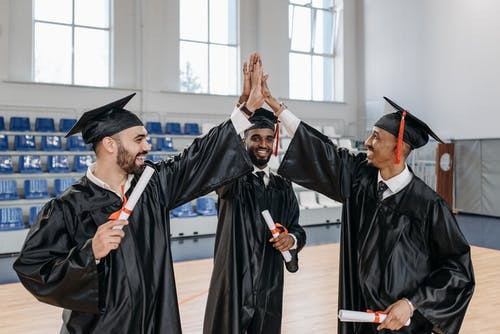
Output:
top-left (261, 210), bottom-right (292, 262)
top-left (113, 165), bottom-right (155, 230)
top-left (338, 310), bottom-right (410, 326)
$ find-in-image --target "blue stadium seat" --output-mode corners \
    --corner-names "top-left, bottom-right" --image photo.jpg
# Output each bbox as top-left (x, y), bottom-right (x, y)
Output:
top-left (19, 155), bottom-right (42, 173)
top-left (0, 117), bottom-right (7, 151)
top-left (47, 155), bottom-right (70, 173)
top-left (145, 121), bottom-right (163, 134)
top-left (59, 118), bottom-right (77, 132)
top-left (172, 202), bottom-right (198, 217)
top-left (165, 122), bottom-right (181, 135)
top-left (9, 117), bottom-right (30, 131)
top-left (0, 207), bottom-right (24, 230)
top-left (14, 135), bottom-right (36, 150)
top-left (146, 155), bottom-right (164, 163)
top-left (157, 137), bottom-right (175, 151)
top-left (54, 178), bottom-right (75, 196)
top-left (35, 117), bottom-right (55, 132)
top-left (0, 180), bottom-right (19, 200)
top-left (24, 179), bottom-right (50, 199)
top-left (184, 123), bottom-right (200, 135)
top-left (196, 197), bottom-right (217, 216)
top-left (0, 156), bottom-right (13, 173)
top-left (66, 135), bottom-right (87, 151)
top-left (0, 134), bottom-right (9, 151)
top-left (41, 135), bottom-right (63, 151)
top-left (29, 205), bottom-right (43, 226)
top-left (74, 155), bottom-right (95, 172)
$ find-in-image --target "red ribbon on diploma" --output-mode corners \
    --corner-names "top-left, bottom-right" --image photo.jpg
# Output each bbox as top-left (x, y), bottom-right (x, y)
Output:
top-left (366, 310), bottom-right (388, 323)
top-left (270, 222), bottom-right (288, 236)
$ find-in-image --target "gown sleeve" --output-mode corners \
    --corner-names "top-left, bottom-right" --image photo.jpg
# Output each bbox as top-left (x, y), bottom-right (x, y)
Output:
top-left (153, 119), bottom-right (253, 209)
top-left (13, 199), bottom-right (101, 313)
top-left (409, 198), bottom-right (475, 333)
top-left (283, 181), bottom-right (306, 251)
top-left (278, 122), bottom-right (366, 202)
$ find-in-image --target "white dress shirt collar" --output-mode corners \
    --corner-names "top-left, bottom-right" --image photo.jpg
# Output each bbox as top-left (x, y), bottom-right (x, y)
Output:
top-left (86, 162), bottom-right (134, 199)
top-left (377, 164), bottom-right (413, 199)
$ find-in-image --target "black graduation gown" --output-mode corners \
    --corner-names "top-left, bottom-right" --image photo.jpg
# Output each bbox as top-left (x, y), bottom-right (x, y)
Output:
top-left (13, 120), bottom-right (253, 334)
top-left (277, 123), bottom-right (474, 334)
top-left (203, 172), bottom-right (306, 334)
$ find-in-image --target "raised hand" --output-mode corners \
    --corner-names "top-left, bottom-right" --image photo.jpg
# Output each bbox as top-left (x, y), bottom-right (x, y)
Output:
top-left (246, 53), bottom-right (265, 112)
top-left (92, 219), bottom-right (128, 260)
top-left (239, 61), bottom-right (251, 103)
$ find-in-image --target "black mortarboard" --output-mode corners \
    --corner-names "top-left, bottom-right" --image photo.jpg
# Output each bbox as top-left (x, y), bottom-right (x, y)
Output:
top-left (248, 108), bottom-right (277, 131)
top-left (65, 93), bottom-right (143, 144)
top-left (376, 96), bottom-right (443, 156)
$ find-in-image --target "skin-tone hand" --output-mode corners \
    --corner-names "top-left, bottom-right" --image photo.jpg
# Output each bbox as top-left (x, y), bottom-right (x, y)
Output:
top-left (239, 61), bottom-right (251, 103)
top-left (261, 74), bottom-right (283, 115)
top-left (269, 233), bottom-right (295, 251)
top-left (377, 299), bottom-right (414, 331)
top-left (246, 53), bottom-right (265, 112)
top-left (92, 219), bottom-right (128, 260)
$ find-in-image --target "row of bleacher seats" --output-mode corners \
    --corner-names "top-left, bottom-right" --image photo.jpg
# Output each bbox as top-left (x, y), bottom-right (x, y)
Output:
top-left (0, 178), bottom-right (76, 201)
top-left (0, 135), bottom-right (177, 152)
top-left (0, 155), bottom-right (95, 173)
top-left (0, 197), bottom-right (218, 231)
top-left (0, 116), bottom-right (202, 135)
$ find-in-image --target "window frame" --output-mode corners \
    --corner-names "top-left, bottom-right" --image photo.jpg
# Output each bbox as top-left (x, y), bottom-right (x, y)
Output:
top-left (288, 0), bottom-right (340, 102)
top-left (178, 0), bottom-right (240, 95)
top-left (32, 0), bottom-right (112, 87)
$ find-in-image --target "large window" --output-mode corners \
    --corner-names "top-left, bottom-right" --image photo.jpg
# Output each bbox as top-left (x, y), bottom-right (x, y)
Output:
top-left (179, 0), bottom-right (238, 95)
top-left (289, 0), bottom-right (341, 101)
top-left (33, 0), bottom-right (111, 86)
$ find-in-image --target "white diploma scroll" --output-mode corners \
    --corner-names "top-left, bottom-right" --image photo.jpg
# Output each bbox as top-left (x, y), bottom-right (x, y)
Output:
top-left (113, 165), bottom-right (155, 230)
top-left (338, 310), bottom-right (410, 326)
top-left (261, 210), bottom-right (292, 262)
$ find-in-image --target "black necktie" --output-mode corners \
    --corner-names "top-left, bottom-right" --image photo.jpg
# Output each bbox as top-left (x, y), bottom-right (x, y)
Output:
top-left (256, 171), bottom-right (266, 185)
top-left (377, 181), bottom-right (388, 201)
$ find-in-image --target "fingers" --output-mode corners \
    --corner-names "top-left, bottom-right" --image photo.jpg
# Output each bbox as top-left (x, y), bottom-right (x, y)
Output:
top-left (243, 61), bottom-right (249, 77)
top-left (269, 234), bottom-right (293, 251)
top-left (92, 220), bottom-right (128, 260)
top-left (102, 219), bottom-right (128, 229)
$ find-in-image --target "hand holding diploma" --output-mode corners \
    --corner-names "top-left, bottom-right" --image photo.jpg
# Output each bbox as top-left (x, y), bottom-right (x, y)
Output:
top-left (261, 210), bottom-right (292, 262)
top-left (338, 309), bottom-right (411, 328)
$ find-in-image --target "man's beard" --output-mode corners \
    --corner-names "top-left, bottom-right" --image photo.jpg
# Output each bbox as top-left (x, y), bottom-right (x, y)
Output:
top-left (116, 143), bottom-right (146, 175)
top-left (247, 149), bottom-right (271, 168)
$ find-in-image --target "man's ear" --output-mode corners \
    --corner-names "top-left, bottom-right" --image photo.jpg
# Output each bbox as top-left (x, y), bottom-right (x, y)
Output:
top-left (101, 136), bottom-right (117, 154)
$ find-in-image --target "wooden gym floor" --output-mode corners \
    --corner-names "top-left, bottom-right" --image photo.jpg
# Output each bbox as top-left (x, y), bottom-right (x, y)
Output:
top-left (1, 243), bottom-right (499, 333)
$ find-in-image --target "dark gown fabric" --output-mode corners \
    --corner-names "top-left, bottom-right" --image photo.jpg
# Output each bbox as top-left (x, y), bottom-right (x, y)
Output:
top-left (13, 120), bottom-right (253, 334)
top-left (203, 172), bottom-right (306, 334)
top-left (277, 123), bottom-right (474, 334)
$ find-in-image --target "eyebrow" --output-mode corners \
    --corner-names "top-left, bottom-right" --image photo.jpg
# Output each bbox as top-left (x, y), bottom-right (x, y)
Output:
top-left (134, 133), bottom-right (147, 140)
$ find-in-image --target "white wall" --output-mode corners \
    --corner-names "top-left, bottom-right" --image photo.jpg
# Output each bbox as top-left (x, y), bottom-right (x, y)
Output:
top-left (0, 0), bottom-right (360, 136)
top-left (362, 0), bottom-right (500, 140)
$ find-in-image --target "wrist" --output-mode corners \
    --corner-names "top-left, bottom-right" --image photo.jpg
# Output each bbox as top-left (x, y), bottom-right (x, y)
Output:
top-left (402, 298), bottom-right (415, 316)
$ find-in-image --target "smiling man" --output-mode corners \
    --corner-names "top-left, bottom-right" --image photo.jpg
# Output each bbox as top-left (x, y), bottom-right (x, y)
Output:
top-left (203, 107), bottom-right (306, 334)
top-left (273, 95), bottom-right (474, 334)
top-left (13, 92), bottom-right (262, 333)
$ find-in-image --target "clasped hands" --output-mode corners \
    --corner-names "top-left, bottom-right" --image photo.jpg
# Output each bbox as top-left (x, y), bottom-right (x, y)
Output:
top-left (239, 52), bottom-right (285, 117)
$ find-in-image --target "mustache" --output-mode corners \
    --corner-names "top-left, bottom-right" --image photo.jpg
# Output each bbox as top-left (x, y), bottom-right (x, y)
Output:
top-left (136, 151), bottom-right (149, 156)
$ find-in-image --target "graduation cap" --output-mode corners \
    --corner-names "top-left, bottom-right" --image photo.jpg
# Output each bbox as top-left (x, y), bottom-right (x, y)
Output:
top-left (247, 108), bottom-right (280, 156)
top-left (65, 93), bottom-right (143, 144)
top-left (375, 96), bottom-right (444, 164)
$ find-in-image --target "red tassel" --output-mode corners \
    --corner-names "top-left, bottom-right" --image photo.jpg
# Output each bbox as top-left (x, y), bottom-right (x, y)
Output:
top-left (395, 111), bottom-right (407, 164)
top-left (274, 121), bottom-right (280, 156)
